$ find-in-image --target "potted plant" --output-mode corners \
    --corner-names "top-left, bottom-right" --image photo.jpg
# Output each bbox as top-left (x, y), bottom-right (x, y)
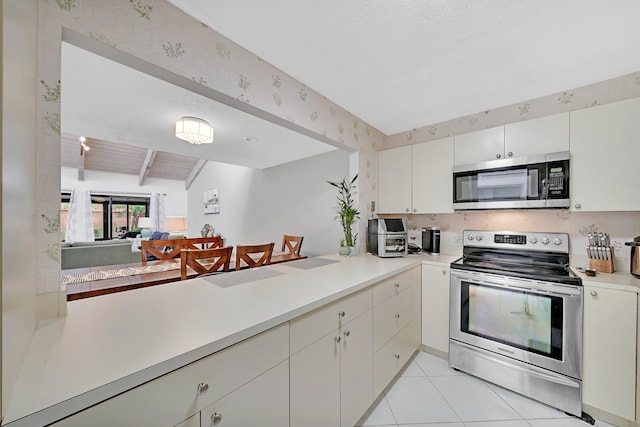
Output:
top-left (327, 174), bottom-right (360, 256)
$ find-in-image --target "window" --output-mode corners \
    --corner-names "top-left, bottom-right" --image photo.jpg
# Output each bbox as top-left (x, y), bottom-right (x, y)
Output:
top-left (61, 193), bottom-right (150, 240)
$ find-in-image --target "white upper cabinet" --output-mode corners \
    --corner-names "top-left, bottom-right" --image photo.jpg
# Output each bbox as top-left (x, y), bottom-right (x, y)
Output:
top-left (570, 97), bottom-right (640, 211)
top-left (412, 137), bottom-right (454, 214)
top-left (454, 113), bottom-right (570, 165)
top-left (504, 112), bottom-right (570, 156)
top-left (454, 127), bottom-right (505, 165)
top-left (377, 138), bottom-right (454, 214)
top-left (377, 145), bottom-right (412, 214)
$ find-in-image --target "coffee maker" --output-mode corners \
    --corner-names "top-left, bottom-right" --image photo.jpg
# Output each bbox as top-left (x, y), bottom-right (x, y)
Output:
top-left (422, 227), bottom-right (441, 255)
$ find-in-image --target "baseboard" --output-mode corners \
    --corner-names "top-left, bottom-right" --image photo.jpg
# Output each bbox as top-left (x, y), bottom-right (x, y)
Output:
top-left (420, 344), bottom-right (448, 360)
top-left (582, 403), bottom-right (636, 427)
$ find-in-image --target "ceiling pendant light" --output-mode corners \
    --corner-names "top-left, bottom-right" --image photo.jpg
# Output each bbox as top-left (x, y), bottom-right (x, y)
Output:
top-left (175, 116), bottom-right (214, 144)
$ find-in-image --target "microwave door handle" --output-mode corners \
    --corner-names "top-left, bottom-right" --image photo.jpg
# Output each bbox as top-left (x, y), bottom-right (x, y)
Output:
top-left (541, 178), bottom-right (549, 200)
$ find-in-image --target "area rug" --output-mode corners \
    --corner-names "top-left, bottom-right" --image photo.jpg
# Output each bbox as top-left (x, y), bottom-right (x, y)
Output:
top-left (61, 263), bottom-right (180, 286)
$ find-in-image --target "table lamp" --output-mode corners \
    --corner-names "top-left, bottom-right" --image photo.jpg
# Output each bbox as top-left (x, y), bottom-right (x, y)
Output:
top-left (165, 216), bottom-right (187, 239)
top-left (137, 217), bottom-right (154, 238)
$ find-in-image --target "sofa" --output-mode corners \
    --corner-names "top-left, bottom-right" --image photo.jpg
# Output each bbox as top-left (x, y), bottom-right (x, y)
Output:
top-left (61, 240), bottom-right (142, 270)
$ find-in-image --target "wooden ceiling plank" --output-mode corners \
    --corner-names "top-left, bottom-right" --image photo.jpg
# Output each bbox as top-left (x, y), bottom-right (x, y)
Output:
top-left (139, 149), bottom-right (157, 185)
top-left (185, 159), bottom-right (208, 190)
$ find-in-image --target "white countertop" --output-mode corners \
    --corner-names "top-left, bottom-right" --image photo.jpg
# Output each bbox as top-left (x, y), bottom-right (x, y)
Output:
top-left (571, 254), bottom-right (640, 292)
top-left (4, 253), bottom-right (441, 427)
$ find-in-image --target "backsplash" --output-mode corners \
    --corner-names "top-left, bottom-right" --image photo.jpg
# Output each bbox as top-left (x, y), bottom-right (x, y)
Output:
top-left (382, 210), bottom-right (640, 261)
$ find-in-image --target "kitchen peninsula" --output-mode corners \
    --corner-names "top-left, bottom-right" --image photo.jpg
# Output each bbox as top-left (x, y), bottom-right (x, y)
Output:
top-left (2, 254), bottom-right (445, 427)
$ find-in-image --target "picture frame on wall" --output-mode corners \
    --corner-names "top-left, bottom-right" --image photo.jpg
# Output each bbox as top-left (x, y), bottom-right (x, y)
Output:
top-left (203, 188), bottom-right (220, 214)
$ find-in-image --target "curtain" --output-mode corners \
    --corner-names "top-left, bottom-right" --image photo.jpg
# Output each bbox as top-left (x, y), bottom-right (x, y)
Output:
top-left (65, 188), bottom-right (95, 243)
top-left (148, 193), bottom-right (166, 231)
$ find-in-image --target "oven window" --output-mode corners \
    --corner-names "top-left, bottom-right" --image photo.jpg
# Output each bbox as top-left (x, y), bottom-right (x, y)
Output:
top-left (460, 282), bottom-right (563, 360)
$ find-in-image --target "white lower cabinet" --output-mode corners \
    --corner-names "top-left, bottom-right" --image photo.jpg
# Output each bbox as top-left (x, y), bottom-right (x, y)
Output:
top-left (582, 283), bottom-right (637, 422)
top-left (421, 264), bottom-right (450, 354)
top-left (200, 360), bottom-right (289, 427)
top-left (52, 324), bottom-right (289, 427)
top-left (175, 413), bottom-right (200, 427)
top-left (289, 309), bottom-right (373, 427)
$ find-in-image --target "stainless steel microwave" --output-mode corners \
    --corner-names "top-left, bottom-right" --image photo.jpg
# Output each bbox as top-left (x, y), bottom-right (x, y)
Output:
top-left (452, 151), bottom-right (570, 210)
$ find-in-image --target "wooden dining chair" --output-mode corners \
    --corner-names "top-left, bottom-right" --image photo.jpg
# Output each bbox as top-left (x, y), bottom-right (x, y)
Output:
top-left (281, 234), bottom-right (304, 255)
top-left (180, 246), bottom-right (233, 280)
top-left (235, 242), bottom-right (275, 270)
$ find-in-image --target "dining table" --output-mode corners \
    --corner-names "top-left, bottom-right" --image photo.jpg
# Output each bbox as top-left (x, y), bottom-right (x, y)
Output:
top-left (63, 252), bottom-right (307, 301)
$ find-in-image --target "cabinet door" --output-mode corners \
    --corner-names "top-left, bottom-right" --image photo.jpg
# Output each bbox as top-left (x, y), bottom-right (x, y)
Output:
top-left (504, 112), bottom-right (569, 158)
top-left (570, 97), bottom-right (640, 211)
top-left (290, 331), bottom-right (341, 426)
top-left (411, 137), bottom-right (454, 214)
top-left (454, 127), bottom-right (505, 165)
top-left (421, 264), bottom-right (450, 354)
top-left (175, 413), bottom-right (200, 427)
top-left (377, 146), bottom-right (412, 214)
top-left (583, 284), bottom-right (637, 420)
top-left (340, 311), bottom-right (373, 427)
top-left (201, 360), bottom-right (289, 427)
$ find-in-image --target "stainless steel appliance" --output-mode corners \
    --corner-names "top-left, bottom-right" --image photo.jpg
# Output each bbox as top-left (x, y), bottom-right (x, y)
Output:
top-left (422, 227), bottom-right (441, 255)
top-left (453, 151), bottom-right (570, 210)
top-left (625, 236), bottom-right (640, 278)
top-left (449, 230), bottom-right (584, 417)
top-left (367, 218), bottom-right (407, 257)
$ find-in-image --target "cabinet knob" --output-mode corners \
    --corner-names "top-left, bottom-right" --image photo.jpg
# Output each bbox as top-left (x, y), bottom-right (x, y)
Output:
top-left (211, 412), bottom-right (222, 425)
top-left (197, 382), bottom-right (209, 394)
top-left (442, 269), bottom-right (447, 275)
top-left (405, 208), bottom-right (410, 213)
top-left (343, 330), bottom-right (351, 337)
top-left (496, 153), bottom-right (501, 159)
top-left (394, 354), bottom-right (400, 360)
top-left (338, 311), bottom-right (346, 318)
top-left (590, 290), bottom-right (598, 297)
top-left (507, 151), bottom-right (513, 157)
top-left (574, 203), bottom-right (582, 209)
top-left (394, 283), bottom-right (400, 288)
top-left (413, 208), bottom-right (417, 213)
top-left (335, 336), bottom-right (342, 343)
top-left (395, 313), bottom-right (400, 319)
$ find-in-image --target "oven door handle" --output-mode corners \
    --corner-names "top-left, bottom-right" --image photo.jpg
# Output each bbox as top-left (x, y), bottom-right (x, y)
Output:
top-left (451, 271), bottom-right (581, 297)
top-left (455, 342), bottom-right (580, 388)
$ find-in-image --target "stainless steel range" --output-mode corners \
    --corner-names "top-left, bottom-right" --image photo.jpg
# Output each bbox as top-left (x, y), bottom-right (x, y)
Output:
top-left (449, 230), bottom-right (584, 418)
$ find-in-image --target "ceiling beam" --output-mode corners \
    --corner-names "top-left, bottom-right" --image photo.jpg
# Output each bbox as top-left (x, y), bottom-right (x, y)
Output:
top-left (139, 149), bottom-right (157, 185)
top-left (185, 159), bottom-right (208, 190)
top-left (78, 145), bottom-right (85, 181)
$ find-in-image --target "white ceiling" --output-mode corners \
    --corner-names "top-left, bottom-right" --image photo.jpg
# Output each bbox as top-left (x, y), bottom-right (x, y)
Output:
top-left (167, 0), bottom-right (640, 135)
top-left (61, 43), bottom-right (337, 171)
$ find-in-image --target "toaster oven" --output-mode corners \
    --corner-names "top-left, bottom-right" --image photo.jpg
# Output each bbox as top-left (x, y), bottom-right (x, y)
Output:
top-left (367, 218), bottom-right (408, 257)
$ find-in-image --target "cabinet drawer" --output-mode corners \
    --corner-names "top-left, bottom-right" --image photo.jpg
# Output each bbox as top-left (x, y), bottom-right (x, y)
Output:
top-left (201, 360), bottom-right (289, 427)
top-left (373, 321), bottom-right (418, 397)
top-left (290, 288), bottom-right (372, 355)
top-left (373, 286), bottom-right (413, 352)
top-left (53, 324), bottom-right (289, 427)
top-left (372, 268), bottom-right (414, 306)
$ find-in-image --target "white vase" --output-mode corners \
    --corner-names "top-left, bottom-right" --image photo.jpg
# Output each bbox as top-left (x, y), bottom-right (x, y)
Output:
top-left (338, 246), bottom-right (351, 256)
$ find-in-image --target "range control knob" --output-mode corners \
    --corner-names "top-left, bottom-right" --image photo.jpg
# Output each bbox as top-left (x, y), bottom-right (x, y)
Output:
top-left (541, 237), bottom-right (550, 245)
top-left (467, 234), bottom-right (474, 240)
top-left (530, 237), bottom-right (538, 244)
top-left (475, 234), bottom-right (483, 241)
top-left (553, 238), bottom-right (563, 246)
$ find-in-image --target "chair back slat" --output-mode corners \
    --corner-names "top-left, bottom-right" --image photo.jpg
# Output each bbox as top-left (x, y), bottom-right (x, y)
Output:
top-left (235, 242), bottom-right (275, 270)
top-left (281, 235), bottom-right (303, 255)
top-left (180, 246), bottom-right (232, 280)
top-left (141, 236), bottom-right (224, 261)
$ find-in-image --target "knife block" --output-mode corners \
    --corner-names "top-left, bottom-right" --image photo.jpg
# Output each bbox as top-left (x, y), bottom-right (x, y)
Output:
top-left (588, 247), bottom-right (615, 273)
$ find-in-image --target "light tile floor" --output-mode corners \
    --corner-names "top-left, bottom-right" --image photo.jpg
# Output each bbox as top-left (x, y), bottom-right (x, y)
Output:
top-left (356, 351), bottom-right (617, 427)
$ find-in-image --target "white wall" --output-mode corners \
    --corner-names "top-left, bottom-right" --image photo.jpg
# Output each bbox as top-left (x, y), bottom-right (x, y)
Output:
top-left (188, 150), bottom-right (350, 256)
top-left (2, 0), bottom-right (39, 415)
top-left (61, 168), bottom-right (188, 218)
